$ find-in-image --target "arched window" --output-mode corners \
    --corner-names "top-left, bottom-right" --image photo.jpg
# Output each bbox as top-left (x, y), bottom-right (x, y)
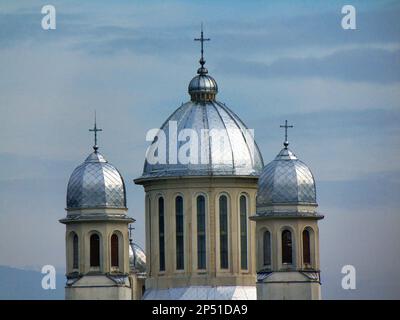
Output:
top-left (239, 195), bottom-right (248, 269)
top-left (90, 233), bottom-right (100, 267)
top-left (175, 196), bottom-right (184, 270)
top-left (158, 197), bottom-right (165, 271)
top-left (263, 230), bottom-right (271, 266)
top-left (111, 234), bottom-right (119, 267)
top-left (282, 230), bottom-right (293, 264)
top-left (219, 195), bottom-right (228, 269)
top-left (146, 195), bottom-right (152, 277)
top-left (303, 229), bottom-right (311, 265)
top-left (73, 233), bottom-right (79, 269)
top-left (197, 195), bottom-right (206, 269)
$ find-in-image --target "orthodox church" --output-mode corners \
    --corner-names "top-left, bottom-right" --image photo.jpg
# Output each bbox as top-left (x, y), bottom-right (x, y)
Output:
top-left (60, 29), bottom-right (324, 300)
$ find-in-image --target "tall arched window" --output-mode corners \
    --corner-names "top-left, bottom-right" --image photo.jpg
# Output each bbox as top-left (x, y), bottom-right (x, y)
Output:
top-left (90, 233), bottom-right (100, 267)
top-left (158, 197), bottom-right (165, 271)
top-left (197, 195), bottom-right (206, 269)
top-left (111, 234), bottom-right (119, 267)
top-left (303, 229), bottom-right (311, 265)
top-left (146, 195), bottom-right (152, 276)
top-left (73, 233), bottom-right (79, 269)
top-left (282, 230), bottom-right (293, 264)
top-left (263, 230), bottom-right (271, 266)
top-left (219, 195), bottom-right (228, 269)
top-left (239, 195), bottom-right (248, 269)
top-left (175, 196), bottom-right (184, 270)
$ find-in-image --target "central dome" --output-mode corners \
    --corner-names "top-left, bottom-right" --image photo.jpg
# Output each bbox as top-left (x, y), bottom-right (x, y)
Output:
top-left (136, 30), bottom-right (264, 181)
top-left (140, 100), bottom-right (264, 179)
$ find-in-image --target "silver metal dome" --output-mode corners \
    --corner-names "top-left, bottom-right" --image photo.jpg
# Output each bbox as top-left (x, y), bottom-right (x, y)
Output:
top-left (136, 28), bottom-right (264, 181)
top-left (188, 74), bottom-right (218, 94)
top-left (139, 100), bottom-right (264, 180)
top-left (129, 241), bottom-right (146, 273)
top-left (257, 146), bottom-right (316, 206)
top-left (188, 68), bottom-right (218, 101)
top-left (66, 151), bottom-right (126, 209)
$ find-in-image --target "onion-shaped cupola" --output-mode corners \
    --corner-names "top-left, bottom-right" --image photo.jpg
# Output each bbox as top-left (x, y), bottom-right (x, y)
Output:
top-left (66, 118), bottom-right (126, 210)
top-left (257, 121), bottom-right (317, 210)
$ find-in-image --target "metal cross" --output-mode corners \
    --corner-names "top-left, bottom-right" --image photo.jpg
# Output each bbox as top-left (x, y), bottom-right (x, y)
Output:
top-left (89, 111), bottom-right (102, 151)
top-left (128, 224), bottom-right (135, 242)
top-left (194, 23), bottom-right (210, 66)
top-left (280, 120), bottom-right (293, 146)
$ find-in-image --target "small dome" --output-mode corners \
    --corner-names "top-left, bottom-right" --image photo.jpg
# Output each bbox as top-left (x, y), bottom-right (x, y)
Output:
top-left (129, 242), bottom-right (146, 273)
top-left (257, 146), bottom-right (316, 207)
top-left (66, 151), bottom-right (126, 209)
top-left (188, 67), bottom-right (218, 101)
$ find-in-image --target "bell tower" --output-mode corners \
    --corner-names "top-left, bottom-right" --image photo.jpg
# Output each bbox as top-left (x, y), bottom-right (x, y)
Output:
top-left (60, 118), bottom-right (134, 300)
top-left (250, 121), bottom-right (324, 300)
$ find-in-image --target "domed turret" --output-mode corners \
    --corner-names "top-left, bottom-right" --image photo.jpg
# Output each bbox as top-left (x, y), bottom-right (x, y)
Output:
top-left (66, 116), bottom-right (127, 210)
top-left (251, 121), bottom-right (324, 300)
top-left (61, 118), bottom-right (135, 300)
top-left (256, 120), bottom-right (319, 216)
top-left (66, 150), bottom-right (126, 210)
top-left (257, 146), bottom-right (316, 207)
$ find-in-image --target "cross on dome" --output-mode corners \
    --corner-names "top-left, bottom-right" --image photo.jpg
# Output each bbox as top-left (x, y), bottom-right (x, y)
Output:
top-left (280, 120), bottom-right (294, 148)
top-left (89, 111), bottom-right (102, 152)
top-left (128, 224), bottom-right (135, 244)
top-left (194, 23), bottom-right (210, 74)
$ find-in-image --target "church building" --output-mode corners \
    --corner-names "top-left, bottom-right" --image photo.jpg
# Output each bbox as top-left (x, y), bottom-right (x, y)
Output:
top-left (60, 28), bottom-right (323, 300)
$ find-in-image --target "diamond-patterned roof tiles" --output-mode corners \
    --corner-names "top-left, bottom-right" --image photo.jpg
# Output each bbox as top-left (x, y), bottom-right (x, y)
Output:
top-left (257, 146), bottom-right (316, 206)
top-left (66, 151), bottom-right (126, 209)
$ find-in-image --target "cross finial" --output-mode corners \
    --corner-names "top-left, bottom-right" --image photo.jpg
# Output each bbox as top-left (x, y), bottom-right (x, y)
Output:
top-left (128, 224), bottom-right (135, 244)
top-left (194, 23), bottom-right (210, 70)
top-left (89, 111), bottom-right (102, 152)
top-left (280, 120), bottom-right (294, 148)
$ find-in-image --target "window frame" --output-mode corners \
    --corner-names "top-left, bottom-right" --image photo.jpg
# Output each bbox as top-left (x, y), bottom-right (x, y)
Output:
top-left (281, 229), bottom-right (293, 266)
top-left (72, 232), bottom-right (79, 270)
top-left (239, 194), bottom-right (248, 271)
top-left (110, 233), bottom-right (119, 269)
top-left (89, 232), bottom-right (101, 270)
top-left (158, 196), bottom-right (166, 272)
top-left (175, 195), bottom-right (185, 271)
top-left (263, 229), bottom-right (272, 267)
top-left (196, 194), bottom-right (207, 270)
top-left (219, 194), bottom-right (229, 270)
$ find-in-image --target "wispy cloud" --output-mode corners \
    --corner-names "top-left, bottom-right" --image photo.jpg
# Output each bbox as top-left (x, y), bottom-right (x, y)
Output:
top-left (219, 48), bottom-right (400, 83)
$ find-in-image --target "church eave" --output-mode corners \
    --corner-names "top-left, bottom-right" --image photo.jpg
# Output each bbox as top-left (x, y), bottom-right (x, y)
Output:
top-left (249, 212), bottom-right (324, 220)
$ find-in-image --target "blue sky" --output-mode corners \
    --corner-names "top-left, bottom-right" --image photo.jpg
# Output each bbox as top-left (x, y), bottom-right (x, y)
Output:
top-left (0, 0), bottom-right (399, 298)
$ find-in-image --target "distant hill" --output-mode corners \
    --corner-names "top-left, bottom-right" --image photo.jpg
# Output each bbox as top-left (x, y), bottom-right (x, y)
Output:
top-left (0, 266), bottom-right (64, 300)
